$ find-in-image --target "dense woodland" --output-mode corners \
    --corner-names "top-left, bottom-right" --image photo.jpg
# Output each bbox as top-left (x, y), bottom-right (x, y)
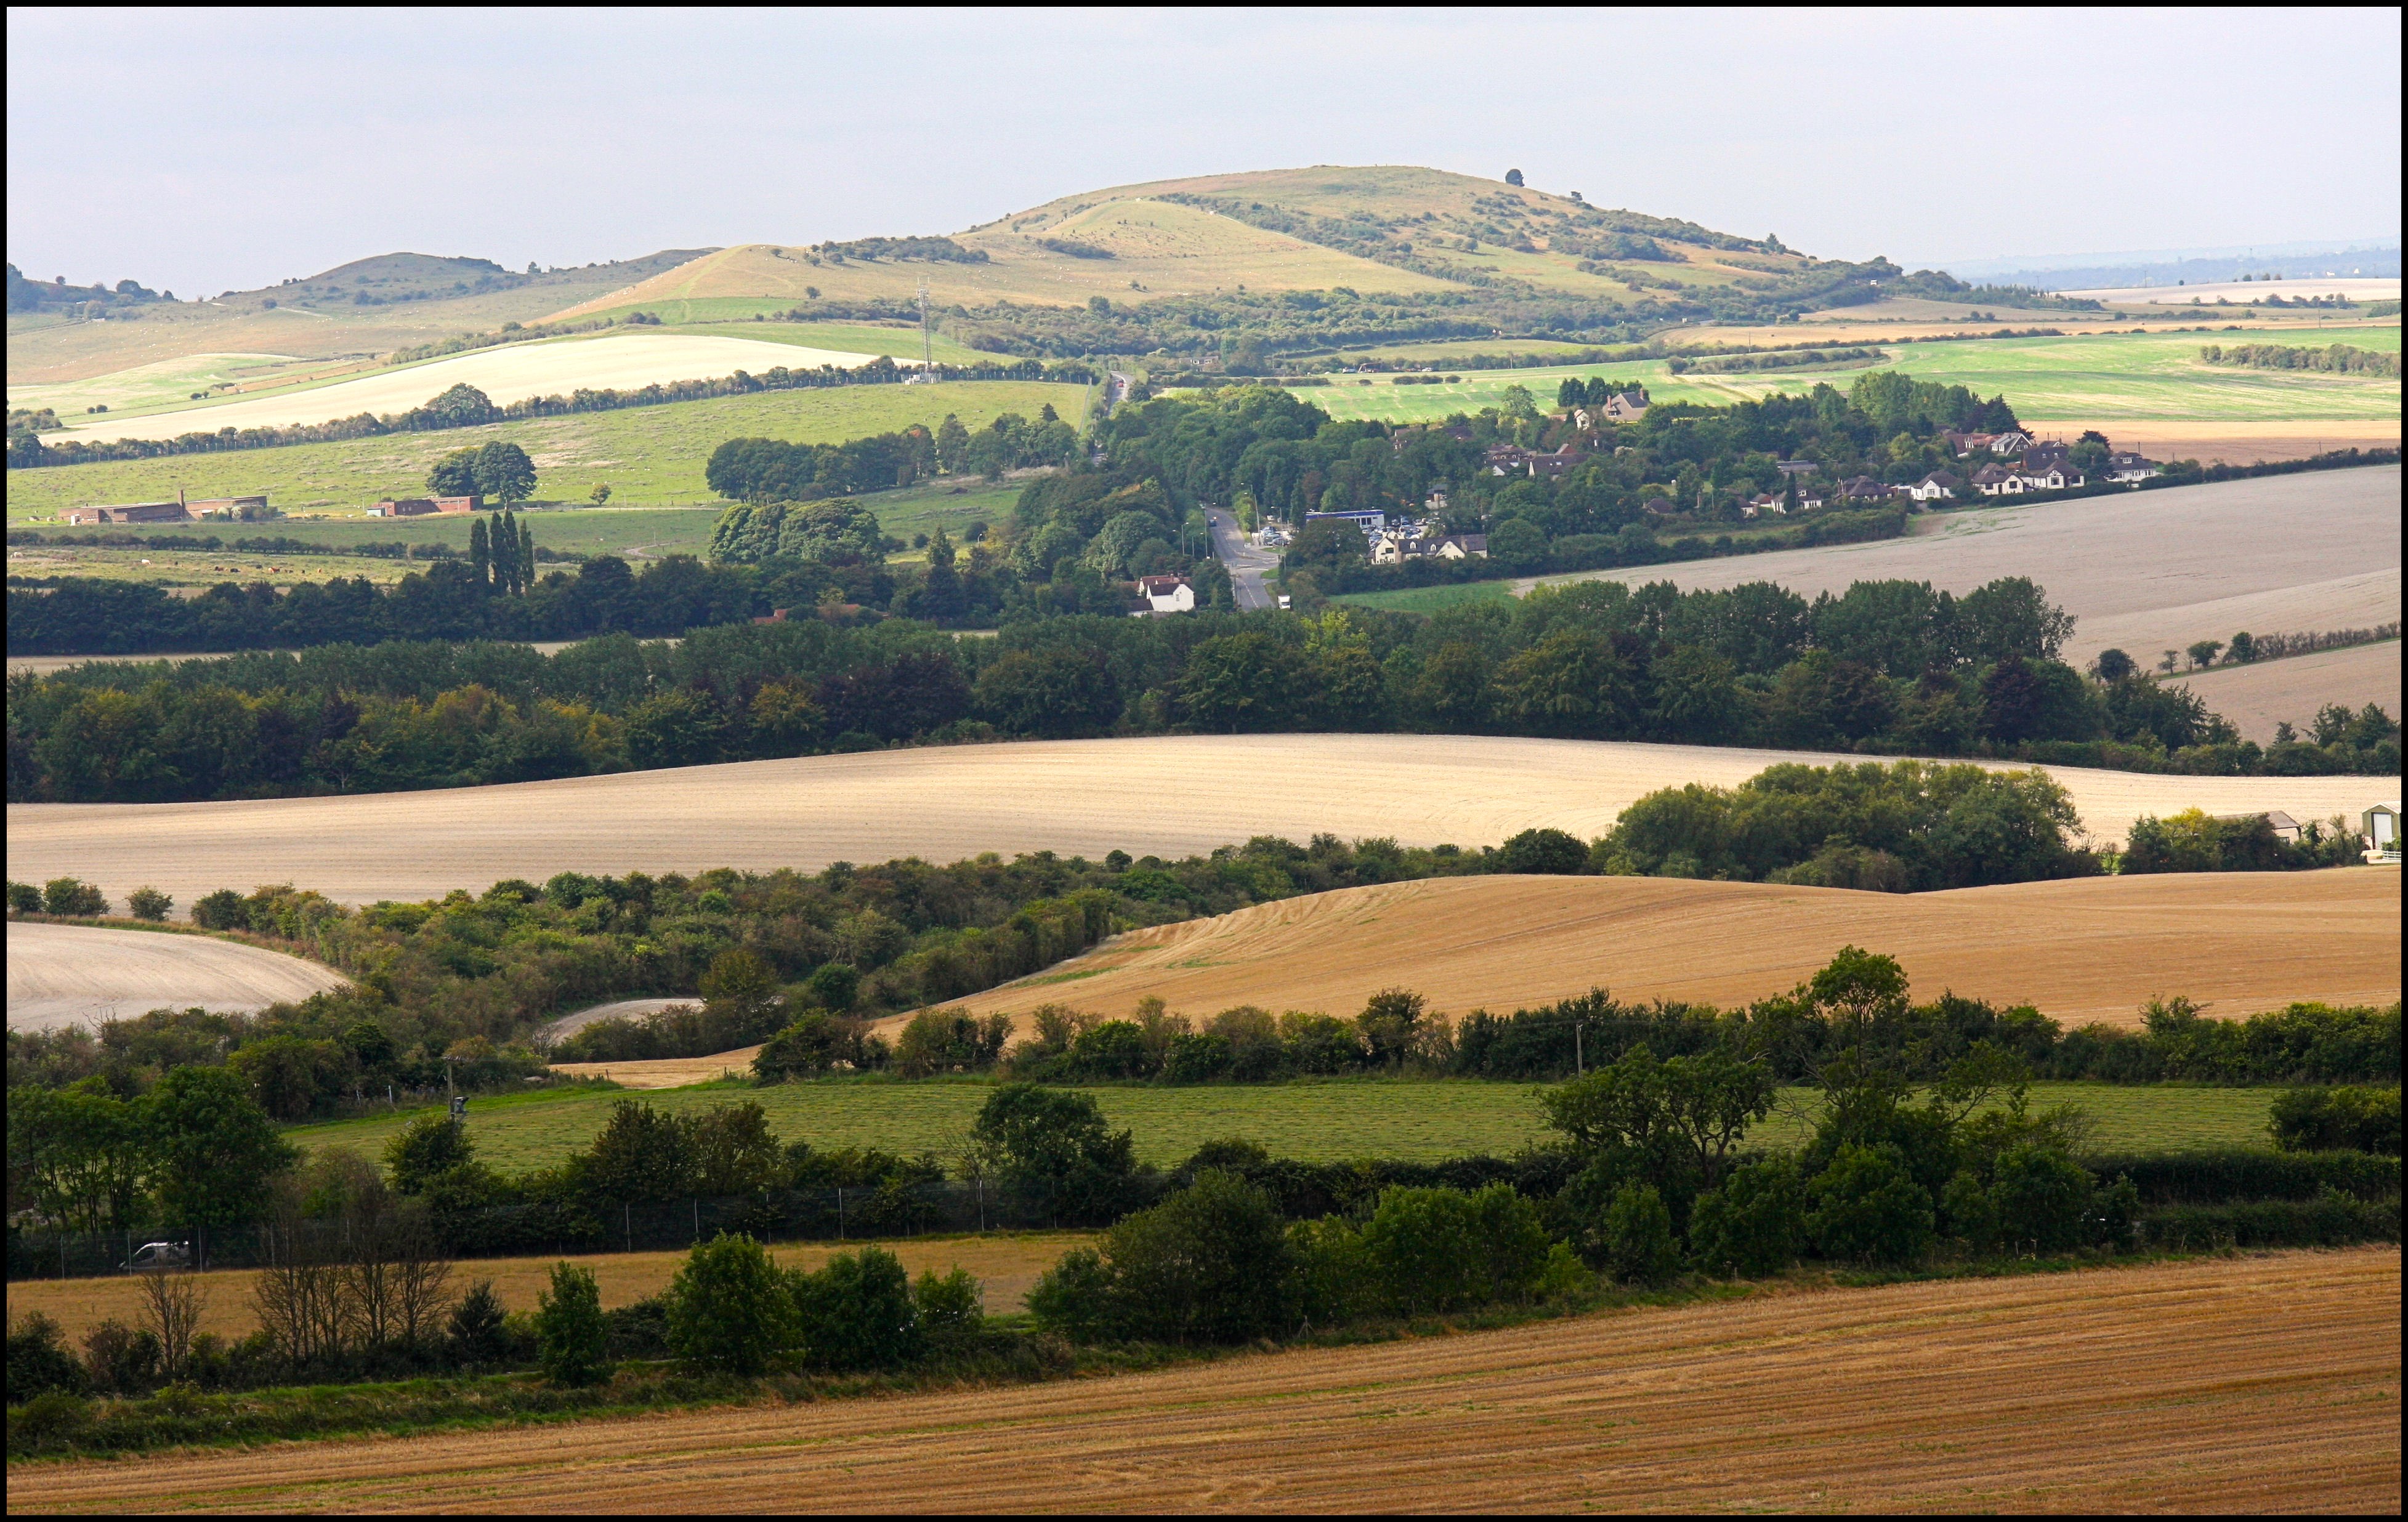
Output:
top-left (12, 561), bottom-right (2399, 805)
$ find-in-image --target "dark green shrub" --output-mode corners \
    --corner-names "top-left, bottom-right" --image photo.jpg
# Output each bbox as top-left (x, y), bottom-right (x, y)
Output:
top-left (2270, 1086), bottom-right (2402, 1154)
top-left (386, 1114), bottom-right (473, 1194)
top-left (7, 1312), bottom-right (87, 1401)
top-left (913, 1266), bottom-right (985, 1351)
top-left (1602, 1182), bottom-right (1680, 1285)
top-left (1095, 1169), bottom-right (1295, 1343)
top-left (793, 1246), bottom-right (920, 1370)
top-left (190, 888), bottom-right (249, 930)
top-left (1162, 1033), bottom-right (1233, 1083)
top-left (2143, 1193), bottom-right (2400, 1249)
top-left (126, 886), bottom-right (172, 922)
top-left (1809, 1145), bottom-right (1934, 1265)
top-left (42, 877), bottom-right (107, 917)
top-left (752, 1013), bottom-right (851, 1082)
top-left (1360, 1182), bottom-right (1549, 1311)
top-left (5, 881), bottom-right (41, 917)
top-left (535, 1262), bottom-right (610, 1386)
top-left (2088, 1149), bottom-right (2400, 1204)
top-left (446, 1281), bottom-right (508, 1369)
top-left (1987, 1146), bottom-right (2095, 1252)
top-left (1688, 1156), bottom-right (1807, 1277)
top-left (1288, 1217), bottom-right (1373, 1326)
top-left (1025, 1247), bottom-right (1119, 1342)
top-left (973, 1083), bottom-right (1142, 1225)
top-left (666, 1233), bottom-right (801, 1375)
top-left (81, 1320), bottom-right (160, 1396)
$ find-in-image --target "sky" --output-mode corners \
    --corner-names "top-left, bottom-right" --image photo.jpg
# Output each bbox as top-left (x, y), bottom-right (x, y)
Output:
top-left (9, 7), bottom-right (2401, 297)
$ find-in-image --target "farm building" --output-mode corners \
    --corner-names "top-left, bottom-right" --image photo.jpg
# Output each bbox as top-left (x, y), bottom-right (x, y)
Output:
top-left (368, 496), bottom-right (480, 517)
top-left (64, 499), bottom-right (190, 525)
top-left (2364, 802), bottom-right (2401, 860)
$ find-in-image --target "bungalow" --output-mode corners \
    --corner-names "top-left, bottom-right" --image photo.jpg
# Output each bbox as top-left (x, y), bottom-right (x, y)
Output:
top-left (1836, 475), bottom-right (1897, 502)
top-left (1940, 430), bottom-right (1993, 456)
top-left (1641, 496), bottom-right (1678, 517)
top-left (1794, 486), bottom-right (1825, 510)
top-left (1747, 492), bottom-right (1788, 517)
top-left (2014, 462), bottom-right (2082, 491)
top-left (2218, 810), bottom-right (2302, 845)
top-left (1904, 470), bottom-right (1962, 502)
top-left (368, 495), bottom-right (480, 517)
top-left (1971, 462), bottom-right (2022, 496)
top-left (1131, 574), bottom-right (1195, 616)
top-left (2105, 451), bottom-right (2159, 484)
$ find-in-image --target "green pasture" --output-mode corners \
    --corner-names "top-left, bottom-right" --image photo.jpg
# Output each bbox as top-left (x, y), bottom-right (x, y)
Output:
top-left (1302, 326), bottom-right (2401, 427)
top-left (7, 480), bottom-right (1028, 586)
top-left (6, 380), bottom-right (1089, 521)
top-left (284, 1079), bottom-right (2281, 1174)
top-left (1330, 579), bottom-right (1520, 613)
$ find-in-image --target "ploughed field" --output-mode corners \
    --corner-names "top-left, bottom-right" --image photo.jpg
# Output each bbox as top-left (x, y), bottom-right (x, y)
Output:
top-left (10, 1249), bottom-right (2395, 1513)
top-left (928, 868), bottom-right (2404, 1037)
top-left (6, 734), bottom-right (2385, 909)
top-left (288, 1079), bottom-right (2287, 1174)
top-left (4, 920), bottom-right (350, 1034)
top-left (2167, 640), bottom-right (2402, 743)
top-left (1508, 467), bottom-right (2402, 676)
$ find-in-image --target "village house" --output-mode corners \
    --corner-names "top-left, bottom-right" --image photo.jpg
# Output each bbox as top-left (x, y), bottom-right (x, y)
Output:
top-left (2105, 451), bottom-right (2159, 484)
top-left (1484, 443), bottom-right (1582, 479)
top-left (1641, 496), bottom-right (1678, 517)
top-left (1904, 470), bottom-right (1962, 502)
top-left (1129, 574), bottom-right (1195, 616)
top-left (1836, 475), bottom-right (1897, 502)
top-left (2013, 459), bottom-right (2082, 491)
top-left (1601, 389), bottom-right (1649, 422)
top-left (1971, 462), bottom-right (2021, 496)
top-left (1747, 492), bottom-right (1789, 517)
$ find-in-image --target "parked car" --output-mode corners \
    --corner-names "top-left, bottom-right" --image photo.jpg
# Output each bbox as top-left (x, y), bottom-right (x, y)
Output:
top-left (120, 1241), bottom-right (190, 1271)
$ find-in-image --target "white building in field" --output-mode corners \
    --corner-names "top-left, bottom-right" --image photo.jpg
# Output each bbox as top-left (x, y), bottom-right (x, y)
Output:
top-left (1130, 574), bottom-right (1195, 616)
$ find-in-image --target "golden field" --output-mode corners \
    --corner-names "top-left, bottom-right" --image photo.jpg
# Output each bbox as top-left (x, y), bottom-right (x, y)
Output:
top-left (9, 1249), bottom-right (2395, 1514)
top-left (919, 867), bottom-right (2403, 1037)
top-left (7, 735), bottom-right (2391, 909)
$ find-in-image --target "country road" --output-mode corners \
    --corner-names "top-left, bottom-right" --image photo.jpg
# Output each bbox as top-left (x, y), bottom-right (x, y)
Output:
top-left (1205, 505), bottom-right (1280, 610)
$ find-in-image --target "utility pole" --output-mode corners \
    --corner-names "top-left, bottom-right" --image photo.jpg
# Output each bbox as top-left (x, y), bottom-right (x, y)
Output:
top-left (918, 278), bottom-right (932, 374)
top-left (1575, 1023), bottom-right (1583, 1076)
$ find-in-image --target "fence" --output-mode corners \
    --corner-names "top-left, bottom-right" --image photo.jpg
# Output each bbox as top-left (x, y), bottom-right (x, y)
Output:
top-left (6, 1178), bottom-right (1127, 1283)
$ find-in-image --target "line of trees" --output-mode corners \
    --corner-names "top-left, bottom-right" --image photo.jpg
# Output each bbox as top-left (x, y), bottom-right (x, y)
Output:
top-left (703, 405), bottom-right (1080, 507)
top-left (2199, 342), bottom-right (2399, 377)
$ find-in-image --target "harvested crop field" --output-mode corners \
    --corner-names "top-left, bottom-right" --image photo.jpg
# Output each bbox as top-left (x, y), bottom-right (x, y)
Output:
top-left (5, 920), bottom-right (349, 1034)
top-left (50, 334), bottom-right (899, 445)
top-left (2168, 642), bottom-right (2402, 743)
top-left (12, 1249), bottom-right (2395, 1513)
top-left (4, 1232), bottom-right (1088, 1345)
top-left (1517, 467), bottom-right (2402, 675)
top-left (929, 868), bottom-right (2404, 1037)
top-left (6, 735), bottom-right (2385, 909)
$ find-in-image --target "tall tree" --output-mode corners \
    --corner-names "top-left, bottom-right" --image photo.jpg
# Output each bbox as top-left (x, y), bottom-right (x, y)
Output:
top-left (469, 515), bottom-right (491, 587)
top-left (472, 441), bottom-right (537, 509)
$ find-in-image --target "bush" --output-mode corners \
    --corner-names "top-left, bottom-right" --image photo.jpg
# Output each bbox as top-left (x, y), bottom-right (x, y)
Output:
top-left (1288, 1217), bottom-right (1373, 1326)
top-left (386, 1114), bottom-right (474, 1194)
top-left (7, 1313), bottom-right (88, 1401)
top-left (1361, 1183), bottom-right (1549, 1312)
top-left (913, 1266), bottom-right (985, 1352)
top-left (1025, 1247), bottom-right (1120, 1342)
top-left (974, 1083), bottom-right (1142, 1225)
top-left (2270, 1086), bottom-right (2402, 1155)
top-left (42, 877), bottom-right (107, 917)
top-left (446, 1281), bottom-right (509, 1369)
top-left (6, 881), bottom-right (40, 916)
top-left (81, 1320), bottom-right (161, 1396)
top-left (126, 886), bottom-right (173, 922)
top-left (1103, 1170), bottom-right (1296, 1343)
top-left (666, 1233), bottom-right (801, 1375)
top-left (2089, 1148), bottom-right (2401, 1204)
top-left (535, 1262), bottom-right (610, 1385)
top-left (191, 888), bottom-right (249, 930)
top-left (793, 1246), bottom-right (920, 1371)
top-left (2142, 1193), bottom-right (2400, 1250)
top-left (1986, 1146), bottom-right (2095, 1253)
top-left (1601, 1182), bottom-right (1681, 1285)
top-left (1687, 1156), bottom-right (1806, 1277)
top-left (1808, 1145), bottom-right (1934, 1265)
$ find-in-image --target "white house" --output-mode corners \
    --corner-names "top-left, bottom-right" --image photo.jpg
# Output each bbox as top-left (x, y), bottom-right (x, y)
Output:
top-left (1904, 471), bottom-right (1962, 502)
top-left (2105, 451), bottom-right (2159, 485)
top-left (1130, 574), bottom-right (1195, 616)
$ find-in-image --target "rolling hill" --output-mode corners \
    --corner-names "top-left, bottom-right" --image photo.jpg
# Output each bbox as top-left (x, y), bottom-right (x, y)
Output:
top-left (551, 165), bottom-right (1827, 329)
top-left (908, 868), bottom-right (2401, 1037)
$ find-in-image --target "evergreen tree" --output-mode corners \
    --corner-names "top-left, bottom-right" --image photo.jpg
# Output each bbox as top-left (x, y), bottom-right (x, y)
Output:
top-left (469, 515), bottom-right (490, 587)
top-left (518, 522), bottom-right (536, 592)
top-left (498, 509), bottom-right (519, 593)
top-left (935, 413), bottom-right (969, 474)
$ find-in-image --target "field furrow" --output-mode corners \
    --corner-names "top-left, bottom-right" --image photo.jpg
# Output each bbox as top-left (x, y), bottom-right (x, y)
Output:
top-left (9, 1249), bottom-right (2395, 1514)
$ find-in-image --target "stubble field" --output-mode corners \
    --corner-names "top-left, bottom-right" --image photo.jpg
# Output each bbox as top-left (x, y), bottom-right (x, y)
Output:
top-left (10, 1249), bottom-right (2394, 1513)
top-left (6, 920), bottom-right (350, 1034)
top-left (928, 868), bottom-right (2403, 1037)
top-left (7, 733), bottom-right (2388, 909)
top-left (2167, 640), bottom-right (2402, 741)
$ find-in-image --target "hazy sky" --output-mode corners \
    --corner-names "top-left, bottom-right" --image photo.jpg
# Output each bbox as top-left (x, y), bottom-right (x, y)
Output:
top-left (9, 8), bottom-right (2400, 296)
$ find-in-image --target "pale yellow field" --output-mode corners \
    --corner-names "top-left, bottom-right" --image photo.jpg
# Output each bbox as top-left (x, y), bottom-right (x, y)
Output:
top-left (54, 334), bottom-right (898, 445)
top-left (2168, 642), bottom-right (2403, 742)
top-left (3, 1232), bottom-right (1086, 1343)
top-left (1526, 468), bottom-right (2402, 683)
top-left (910, 868), bottom-right (2402, 1037)
top-left (2032, 417), bottom-right (2402, 466)
top-left (8, 735), bottom-right (2390, 909)
top-left (2068, 276), bottom-right (2402, 305)
top-left (4, 920), bottom-right (350, 1033)
top-left (11, 1249), bottom-right (2395, 1514)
